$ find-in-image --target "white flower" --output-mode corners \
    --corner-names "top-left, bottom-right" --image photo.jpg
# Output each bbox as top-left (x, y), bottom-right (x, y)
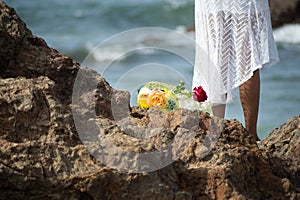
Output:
top-left (138, 87), bottom-right (151, 99)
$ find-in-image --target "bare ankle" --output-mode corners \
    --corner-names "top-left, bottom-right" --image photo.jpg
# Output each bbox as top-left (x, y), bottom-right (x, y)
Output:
top-left (248, 128), bottom-right (260, 141)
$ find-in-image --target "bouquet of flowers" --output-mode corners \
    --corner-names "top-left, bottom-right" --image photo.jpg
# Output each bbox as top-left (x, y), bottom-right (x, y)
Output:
top-left (137, 81), bottom-right (211, 113)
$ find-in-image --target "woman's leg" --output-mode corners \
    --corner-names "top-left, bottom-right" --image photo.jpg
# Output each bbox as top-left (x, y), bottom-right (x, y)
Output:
top-left (239, 69), bottom-right (260, 141)
top-left (212, 104), bottom-right (226, 118)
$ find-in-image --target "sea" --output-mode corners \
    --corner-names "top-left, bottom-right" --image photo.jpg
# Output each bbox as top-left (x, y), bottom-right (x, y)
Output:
top-left (5, 0), bottom-right (300, 139)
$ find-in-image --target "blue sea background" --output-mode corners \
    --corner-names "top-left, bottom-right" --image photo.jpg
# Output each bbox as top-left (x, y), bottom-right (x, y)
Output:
top-left (6, 0), bottom-right (300, 139)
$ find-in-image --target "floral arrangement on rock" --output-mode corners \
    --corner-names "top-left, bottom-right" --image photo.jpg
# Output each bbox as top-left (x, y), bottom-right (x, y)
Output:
top-left (137, 81), bottom-right (211, 113)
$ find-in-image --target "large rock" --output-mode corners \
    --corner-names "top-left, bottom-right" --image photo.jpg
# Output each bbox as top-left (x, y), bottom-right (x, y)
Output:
top-left (0, 2), bottom-right (299, 199)
top-left (269, 0), bottom-right (300, 28)
top-left (261, 116), bottom-right (300, 191)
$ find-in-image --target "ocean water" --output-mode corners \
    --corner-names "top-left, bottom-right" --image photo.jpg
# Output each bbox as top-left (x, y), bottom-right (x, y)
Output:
top-left (5, 0), bottom-right (300, 139)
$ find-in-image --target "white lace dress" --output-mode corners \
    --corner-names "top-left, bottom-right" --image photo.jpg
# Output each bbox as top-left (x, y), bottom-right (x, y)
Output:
top-left (192, 0), bottom-right (279, 104)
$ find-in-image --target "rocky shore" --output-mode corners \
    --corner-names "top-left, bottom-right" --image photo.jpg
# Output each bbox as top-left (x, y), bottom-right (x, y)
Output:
top-left (0, 2), bottom-right (299, 200)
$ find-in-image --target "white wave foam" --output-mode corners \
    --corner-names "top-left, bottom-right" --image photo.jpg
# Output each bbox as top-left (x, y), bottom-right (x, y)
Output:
top-left (87, 27), bottom-right (195, 63)
top-left (91, 45), bottom-right (129, 62)
top-left (273, 24), bottom-right (300, 44)
top-left (166, 0), bottom-right (192, 8)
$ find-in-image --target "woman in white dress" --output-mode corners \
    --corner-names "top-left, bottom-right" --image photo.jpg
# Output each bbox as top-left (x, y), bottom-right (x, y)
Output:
top-left (193, 0), bottom-right (279, 140)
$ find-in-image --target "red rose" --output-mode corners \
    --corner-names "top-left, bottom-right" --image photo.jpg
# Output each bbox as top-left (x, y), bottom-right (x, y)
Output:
top-left (193, 86), bottom-right (207, 102)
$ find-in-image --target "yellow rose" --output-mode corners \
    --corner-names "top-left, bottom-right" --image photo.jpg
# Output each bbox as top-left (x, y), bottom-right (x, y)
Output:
top-left (147, 90), bottom-right (167, 108)
top-left (164, 90), bottom-right (173, 99)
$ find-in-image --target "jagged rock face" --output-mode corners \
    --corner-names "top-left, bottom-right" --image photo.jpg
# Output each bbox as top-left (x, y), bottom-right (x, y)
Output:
top-left (261, 116), bottom-right (300, 191)
top-left (0, 1), bottom-right (299, 200)
top-left (0, 1), bottom-right (79, 106)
